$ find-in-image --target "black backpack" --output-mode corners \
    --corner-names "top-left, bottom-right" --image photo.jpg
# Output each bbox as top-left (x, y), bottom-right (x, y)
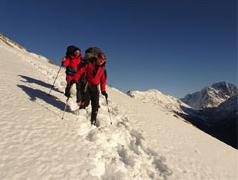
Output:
top-left (65, 45), bottom-right (80, 58)
top-left (84, 47), bottom-right (102, 62)
top-left (79, 47), bottom-right (107, 82)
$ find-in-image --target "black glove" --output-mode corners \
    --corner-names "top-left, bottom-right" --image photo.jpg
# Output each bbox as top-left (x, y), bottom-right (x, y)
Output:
top-left (70, 80), bottom-right (75, 85)
top-left (102, 91), bottom-right (108, 99)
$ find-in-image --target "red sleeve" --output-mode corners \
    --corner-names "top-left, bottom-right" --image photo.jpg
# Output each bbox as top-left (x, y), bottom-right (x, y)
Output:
top-left (100, 69), bottom-right (106, 92)
top-left (74, 65), bottom-right (87, 81)
top-left (63, 58), bottom-right (70, 67)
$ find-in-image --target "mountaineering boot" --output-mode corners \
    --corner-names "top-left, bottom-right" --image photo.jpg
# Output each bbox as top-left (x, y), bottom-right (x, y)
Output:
top-left (91, 110), bottom-right (99, 127)
top-left (78, 101), bottom-right (85, 109)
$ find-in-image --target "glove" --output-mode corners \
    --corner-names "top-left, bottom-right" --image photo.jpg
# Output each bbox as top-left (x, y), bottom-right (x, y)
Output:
top-left (101, 91), bottom-right (108, 99)
top-left (70, 79), bottom-right (75, 85)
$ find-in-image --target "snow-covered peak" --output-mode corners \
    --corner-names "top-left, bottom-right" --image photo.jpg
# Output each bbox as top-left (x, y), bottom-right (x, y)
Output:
top-left (181, 82), bottom-right (238, 110)
top-left (127, 89), bottom-right (189, 112)
top-left (127, 89), bottom-right (176, 102)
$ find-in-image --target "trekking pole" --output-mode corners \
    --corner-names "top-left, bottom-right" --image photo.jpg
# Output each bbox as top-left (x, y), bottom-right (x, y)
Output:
top-left (48, 64), bottom-right (62, 96)
top-left (61, 97), bottom-right (70, 120)
top-left (105, 97), bottom-right (112, 125)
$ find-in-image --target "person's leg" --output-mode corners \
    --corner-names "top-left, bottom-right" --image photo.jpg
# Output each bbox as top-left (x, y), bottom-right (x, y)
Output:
top-left (76, 82), bottom-right (81, 103)
top-left (79, 84), bottom-right (90, 109)
top-left (65, 83), bottom-right (72, 98)
top-left (90, 86), bottom-right (100, 125)
top-left (79, 74), bottom-right (87, 101)
top-left (65, 75), bottom-right (73, 97)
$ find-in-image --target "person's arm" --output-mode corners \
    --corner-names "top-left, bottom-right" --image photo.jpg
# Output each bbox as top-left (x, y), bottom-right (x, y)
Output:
top-left (62, 57), bottom-right (70, 67)
top-left (74, 65), bottom-right (86, 82)
top-left (100, 68), bottom-right (108, 99)
top-left (100, 70), bottom-right (106, 93)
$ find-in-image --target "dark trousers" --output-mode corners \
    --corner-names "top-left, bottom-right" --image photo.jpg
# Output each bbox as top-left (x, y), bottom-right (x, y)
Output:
top-left (65, 81), bottom-right (83, 103)
top-left (81, 84), bottom-right (100, 123)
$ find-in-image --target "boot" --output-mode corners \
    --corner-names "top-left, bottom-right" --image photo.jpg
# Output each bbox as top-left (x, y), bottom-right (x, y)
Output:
top-left (91, 111), bottom-right (98, 126)
top-left (78, 101), bottom-right (86, 109)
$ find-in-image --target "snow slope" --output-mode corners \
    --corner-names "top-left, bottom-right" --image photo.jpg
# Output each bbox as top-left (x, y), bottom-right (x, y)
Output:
top-left (0, 36), bottom-right (237, 180)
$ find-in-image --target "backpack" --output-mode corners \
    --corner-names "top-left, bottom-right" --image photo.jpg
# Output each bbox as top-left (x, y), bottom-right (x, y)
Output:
top-left (78, 47), bottom-right (107, 87)
top-left (84, 47), bottom-right (103, 63)
top-left (66, 45), bottom-right (80, 58)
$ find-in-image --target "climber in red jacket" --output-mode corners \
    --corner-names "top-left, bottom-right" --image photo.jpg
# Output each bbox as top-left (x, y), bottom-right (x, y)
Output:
top-left (61, 46), bottom-right (82, 103)
top-left (74, 52), bottom-right (108, 126)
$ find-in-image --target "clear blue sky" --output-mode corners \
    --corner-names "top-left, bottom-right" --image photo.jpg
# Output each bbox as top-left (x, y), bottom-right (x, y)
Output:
top-left (0, 0), bottom-right (237, 97)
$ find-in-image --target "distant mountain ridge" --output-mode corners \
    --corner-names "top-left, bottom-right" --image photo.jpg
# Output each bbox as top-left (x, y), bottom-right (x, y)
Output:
top-left (178, 95), bottom-right (238, 149)
top-left (181, 82), bottom-right (238, 110)
top-left (127, 89), bottom-right (190, 113)
top-left (127, 83), bottom-right (238, 149)
top-left (180, 83), bottom-right (238, 148)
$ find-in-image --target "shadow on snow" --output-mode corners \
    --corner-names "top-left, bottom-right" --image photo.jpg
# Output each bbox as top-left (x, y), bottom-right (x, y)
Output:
top-left (17, 84), bottom-right (66, 111)
top-left (18, 75), bottom-right (64, 94)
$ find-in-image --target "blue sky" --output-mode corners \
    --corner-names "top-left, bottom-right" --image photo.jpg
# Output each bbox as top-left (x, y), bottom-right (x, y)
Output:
top-left (0, 0), bottom-right (237, 97)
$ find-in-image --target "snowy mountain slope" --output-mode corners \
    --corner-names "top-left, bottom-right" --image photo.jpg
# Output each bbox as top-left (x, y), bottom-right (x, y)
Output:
top-left (110, 88), bottom-right (238, 179)
top-left (128, 86), bottom-right (238, 149)
top-left (0, 37), bottom-right (173, 179)
top-left (0, 33), bottom-right (26, 51)
top-left (127, 89), bottom-right (190, 113)
top-left (178, 95), bottom-right (238, 149)
top-left (0, 35), bottom-right (238, 180)
top-left (216, 95), bottom-right (238, 112)
top-left (181, 82), bottom-right (238, 109)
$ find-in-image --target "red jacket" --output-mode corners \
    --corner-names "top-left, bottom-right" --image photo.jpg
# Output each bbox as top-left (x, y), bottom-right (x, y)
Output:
top-left (63, 56), bottom-right (81, 70)
top-left (74, 62), bottom-right (107, 92)
top-left (63, 56), bottom-right (81, 83)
